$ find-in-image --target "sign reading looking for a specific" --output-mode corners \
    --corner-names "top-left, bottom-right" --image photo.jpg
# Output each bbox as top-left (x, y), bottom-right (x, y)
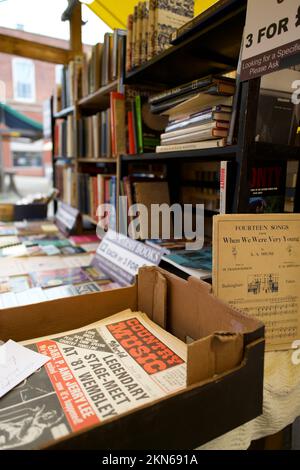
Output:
top-left (241, 0), bottom-right (300, 81)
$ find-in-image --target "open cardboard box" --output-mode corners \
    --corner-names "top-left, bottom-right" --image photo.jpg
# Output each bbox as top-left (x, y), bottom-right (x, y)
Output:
top-left (0, 266), bottom-right (265, 450)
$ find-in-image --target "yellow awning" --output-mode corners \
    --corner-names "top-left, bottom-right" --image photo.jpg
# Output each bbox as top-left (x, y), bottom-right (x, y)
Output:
top-left (86, 0), bottom-right (219, 30)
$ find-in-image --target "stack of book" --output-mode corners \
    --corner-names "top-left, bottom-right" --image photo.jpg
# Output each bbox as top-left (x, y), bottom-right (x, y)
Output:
top-left (126, 0), bottom-right (194, 72)
top-left (77, 173), bottom-right (117, 227)
top-left (54, 117), bottom-right (74, 158)
top-left (82, 30), bottom-right (127, 97)
top-left (78, 110), bottom-right (112, 159)
top-left (53, 57), bottom-right (83, 112)
top-left (125, 86), bottom-right (168, 154)
top-left (149, 75), bottom-right (236, 152)
top-left (55, 163), bottom-right (77, 208)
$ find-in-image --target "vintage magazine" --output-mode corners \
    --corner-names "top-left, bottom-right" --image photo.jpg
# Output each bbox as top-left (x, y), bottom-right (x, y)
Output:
top-left (213, 214), bottom-right (300, 351)
top-left (0, 310), bottom-right (186, 450)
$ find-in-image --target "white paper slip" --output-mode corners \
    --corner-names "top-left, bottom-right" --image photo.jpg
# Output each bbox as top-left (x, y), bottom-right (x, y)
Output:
top-left (0, 340), bottom-right (50, 398)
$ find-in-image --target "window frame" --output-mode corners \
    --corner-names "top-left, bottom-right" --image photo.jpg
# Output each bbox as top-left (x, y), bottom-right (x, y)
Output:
top-left (12, 57), bottom-right (36, 103)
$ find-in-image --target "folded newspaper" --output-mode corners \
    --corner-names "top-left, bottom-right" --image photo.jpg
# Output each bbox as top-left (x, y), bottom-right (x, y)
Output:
top-left (0, 310), bottom-right (187, 450)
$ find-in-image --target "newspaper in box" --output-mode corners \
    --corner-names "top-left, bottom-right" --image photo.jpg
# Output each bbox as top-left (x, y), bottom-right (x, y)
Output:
top-left (0, 309), bottom-right (186, 450)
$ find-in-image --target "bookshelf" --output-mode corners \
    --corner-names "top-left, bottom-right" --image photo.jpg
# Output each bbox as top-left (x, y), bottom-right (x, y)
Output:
top-left (120, 146), bottom-right (238, 162)
top-left (125, 0), bottom-right (247, 86)
top-left (51, 0), bottom-right (300, 239)
top-left (78, 80), bottom-right (119, 114)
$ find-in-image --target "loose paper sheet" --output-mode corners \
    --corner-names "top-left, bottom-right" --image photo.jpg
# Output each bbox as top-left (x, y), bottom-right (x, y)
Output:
top-left (0, 340), bottom-right (50, 398)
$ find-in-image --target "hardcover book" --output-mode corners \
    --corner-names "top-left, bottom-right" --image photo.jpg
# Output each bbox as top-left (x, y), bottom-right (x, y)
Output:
top-left (248, 161), bottom-right (287, 213)
top-left (154, 0), bottom-right (194, 55)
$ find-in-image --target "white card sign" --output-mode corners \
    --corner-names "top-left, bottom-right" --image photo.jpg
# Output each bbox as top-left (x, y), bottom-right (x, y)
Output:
top-left (92, 230), bottom-right (162, 286)
top-left (241, 0), bottom-right (300, 81)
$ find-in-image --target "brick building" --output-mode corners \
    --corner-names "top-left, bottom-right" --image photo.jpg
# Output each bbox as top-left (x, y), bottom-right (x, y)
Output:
top-left (0, 26), bottom-right (71, 177)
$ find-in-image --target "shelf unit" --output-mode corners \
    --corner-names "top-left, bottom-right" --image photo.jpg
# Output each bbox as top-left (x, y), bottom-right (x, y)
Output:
top-left (125, 0), bottom-right (247, 87)
top-left (78, 80), bottom-right (119, 115)
top-left (51, 0), bottom-right (300, 236)
top-left (120, 146), bottom-right (238, 163)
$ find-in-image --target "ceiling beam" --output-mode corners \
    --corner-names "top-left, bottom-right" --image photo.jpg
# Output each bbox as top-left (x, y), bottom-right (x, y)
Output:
top-left (0, 33), bottom-right (71, 64)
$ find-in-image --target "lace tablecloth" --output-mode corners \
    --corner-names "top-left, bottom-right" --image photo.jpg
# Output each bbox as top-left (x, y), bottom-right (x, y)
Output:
top-left (199, 350), bottom-right (300, 450)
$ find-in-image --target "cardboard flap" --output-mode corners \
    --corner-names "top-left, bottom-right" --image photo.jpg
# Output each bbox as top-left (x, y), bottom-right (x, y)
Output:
top-left (187, 276), bottom-right (211, 293)
top-left (138, 267), bottom-right (167, 329)
top-left (212, 333), bottom-right (244, 375)
top-left (187, 333), bottom-right (244, 386)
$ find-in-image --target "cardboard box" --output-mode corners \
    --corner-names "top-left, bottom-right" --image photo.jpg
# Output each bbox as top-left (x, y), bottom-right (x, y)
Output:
top-left (0, 267), bottom-right (265, 450)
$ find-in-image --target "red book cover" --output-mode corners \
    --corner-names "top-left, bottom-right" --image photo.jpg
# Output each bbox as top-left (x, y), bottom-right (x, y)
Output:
top-left (127, 110), bottom-right (136, 154)
top-left (104, 176), bottom-right (111, 203)
top-left (54, 123), bottom-right (60, 156)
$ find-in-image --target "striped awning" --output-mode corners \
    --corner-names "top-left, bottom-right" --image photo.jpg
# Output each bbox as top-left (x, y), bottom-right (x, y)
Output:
top-left (0, 102), bottom-right (43, 140)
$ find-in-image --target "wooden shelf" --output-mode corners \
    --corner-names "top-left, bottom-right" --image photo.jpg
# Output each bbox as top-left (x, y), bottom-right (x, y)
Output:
top-left (53, 106), bottom-right (75, 119)
top-left (121, 146), bottom-right (238, 162)
top-left (78, 80), bottom-right (119, 114)
top-left (125, 1), bottom-right (246, 87)
top-left (77, 158), bottom-right (117, 164)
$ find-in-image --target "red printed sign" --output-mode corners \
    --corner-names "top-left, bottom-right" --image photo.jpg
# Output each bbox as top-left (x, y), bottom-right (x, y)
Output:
top-left (107, 318), bottom-right (184, 375)
top-left (36, 341), bottom-right (99, 432)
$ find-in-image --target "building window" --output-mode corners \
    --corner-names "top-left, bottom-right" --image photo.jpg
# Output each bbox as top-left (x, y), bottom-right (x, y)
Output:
top-left (12, 58), bottom-right (35, 102)
top-left (12, 151), bottom-right (42, 167)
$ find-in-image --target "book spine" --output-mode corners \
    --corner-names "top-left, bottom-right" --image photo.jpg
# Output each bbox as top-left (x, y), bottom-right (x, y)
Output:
top-left (156, 139), bottom-right (225, 152)
top-left (131, 100), bottom-right (138, 154)
top-left (110, 92), bottom-right (126, 157)
top-left (147, 0), bottom-right (156, 61)
top-left (219, 161), bottom-right (228, 214)
top-left (134, 2), bottom-right (143, 68)
top-left (149, 75), bottom-right (213, 105)
top-left (141, 1), bottom-right (149, 64)
top-left (127, 110), bottom-right (136, 155)
top-left (131, 6), bottom-right (138, 68)
top-left (126, 14), bottom-right (133, 72)
top-left (135, 95), bottom-right (143, 154)
top-left (112, 31), bottom-right (118, 81)
top-left (106, 108), bottom-right (112, 158)
top-left (172, 0), bottom-right (230, 43)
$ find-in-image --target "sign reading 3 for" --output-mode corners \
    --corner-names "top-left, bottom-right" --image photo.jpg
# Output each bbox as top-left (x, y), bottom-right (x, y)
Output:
top-left (241, 0), bottom-right (300, 81)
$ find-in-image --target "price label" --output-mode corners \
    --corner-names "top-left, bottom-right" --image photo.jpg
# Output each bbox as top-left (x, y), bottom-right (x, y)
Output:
top-left (241, 0), bottom-right (300, 81)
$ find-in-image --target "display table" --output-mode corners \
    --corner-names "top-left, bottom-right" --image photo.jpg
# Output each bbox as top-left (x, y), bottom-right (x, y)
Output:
top-left (199, 350), bottom-right (300, 450)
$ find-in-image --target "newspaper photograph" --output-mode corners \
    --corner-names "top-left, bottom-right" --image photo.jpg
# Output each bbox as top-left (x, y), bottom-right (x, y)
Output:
top-left (0, 310), bottom-right (187, 450)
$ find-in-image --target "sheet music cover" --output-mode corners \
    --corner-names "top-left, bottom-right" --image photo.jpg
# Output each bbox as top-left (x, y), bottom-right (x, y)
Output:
top-left (213, 214), bottom-right (300, 351)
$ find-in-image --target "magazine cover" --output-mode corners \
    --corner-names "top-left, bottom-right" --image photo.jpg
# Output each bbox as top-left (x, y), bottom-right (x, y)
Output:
top-left (29, 268), bottom-right (91, 288)
top-left (0, 275), bottom-right (31, 294)
top-left (0, 310), bottom-right (186, 449)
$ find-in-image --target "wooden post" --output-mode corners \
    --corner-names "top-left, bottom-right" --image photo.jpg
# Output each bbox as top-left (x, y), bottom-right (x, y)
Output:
top-left (69, 1), bottom-right (83, 57)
